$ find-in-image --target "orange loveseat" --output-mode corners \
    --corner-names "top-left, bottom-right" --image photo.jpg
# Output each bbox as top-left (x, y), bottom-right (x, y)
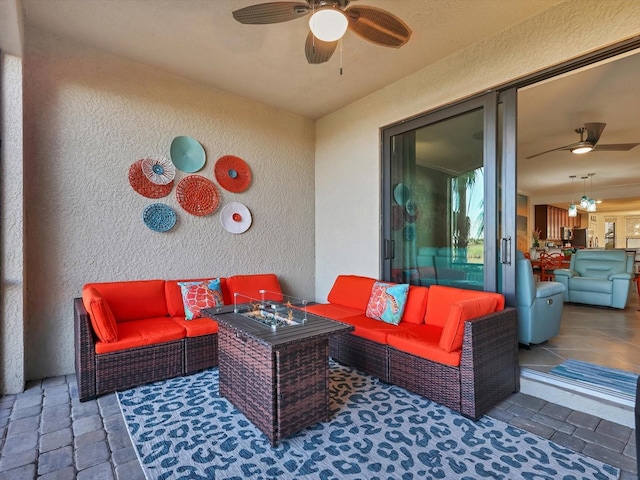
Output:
top-left (306, 275), bottom-right (519, 419)
top-left (74, 273), bottom-right (282, 401)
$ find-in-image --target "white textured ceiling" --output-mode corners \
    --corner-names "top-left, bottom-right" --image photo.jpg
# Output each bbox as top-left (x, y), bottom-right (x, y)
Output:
top-left (17, 0), bottom-right (562, 119)
top-left (518, 50), bottom-right (640, 212)
top-left (5, 0), bottom-right (640, 210)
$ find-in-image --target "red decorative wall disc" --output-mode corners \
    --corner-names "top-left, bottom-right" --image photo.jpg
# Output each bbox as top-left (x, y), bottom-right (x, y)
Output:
top-left (128, 159), bottom-right (173, 198)
top-left (214, 155), bottom-right (252, 193)
top-left (176, 175), bottom-right (220, 216)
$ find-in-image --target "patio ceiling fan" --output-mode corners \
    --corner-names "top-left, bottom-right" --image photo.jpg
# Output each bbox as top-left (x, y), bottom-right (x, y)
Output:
top-left (232, 0), bottom-right (412, 64)
top-left (526, 122), bottom-right (640, 159)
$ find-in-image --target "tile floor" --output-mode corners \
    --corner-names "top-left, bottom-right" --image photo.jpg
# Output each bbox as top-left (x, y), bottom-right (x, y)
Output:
top-left (0, 290), bottom-right (638, 479)
top-left (519, 287), bottom-right (640, 374)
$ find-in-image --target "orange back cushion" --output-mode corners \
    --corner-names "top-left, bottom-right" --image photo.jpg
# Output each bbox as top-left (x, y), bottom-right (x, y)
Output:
top-left (227, 274), bottom-right (283, 303)
top-left (165, 278), bottom-right (231, 317)
top-left (84, 280), bottom-right (167, 322)
top-left (327, 275), bottom-right (376, 310)
top-left (425, 285), bottom-right (504, 328)
top-left (439, 296), bottom-right (500, 353)
top-left (400, 285), bottom-right (429, 324)
top-left (82, 287), bottom-right (118, 342)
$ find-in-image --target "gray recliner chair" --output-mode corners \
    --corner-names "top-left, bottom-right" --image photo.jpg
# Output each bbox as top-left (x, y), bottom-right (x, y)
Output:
top-left (554, 249), bottom-right (633, 309)
top-left (516, 251), bottom-right (565, 346)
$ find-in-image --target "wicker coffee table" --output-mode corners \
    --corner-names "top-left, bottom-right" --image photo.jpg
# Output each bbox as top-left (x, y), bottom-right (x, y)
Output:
top-left (204, 301), bottom-right (353, 445)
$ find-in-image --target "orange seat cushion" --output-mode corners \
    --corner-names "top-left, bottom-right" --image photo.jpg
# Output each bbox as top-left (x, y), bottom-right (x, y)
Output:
top-left (305, 303), bottom-right (363, 320)
top-left (327, 275), bottom-right (376, 310)
top-left (95, 317), bottom-right (185, 354)
top-left (227, 274), bottom-right (283, 303)
top-left (387, 325), bottom-right (462, 367)
top-left (82, 287), bottom-right (118, 343)
top-left (84, 280), bottom-right (168, 322)
top-left (165, 278), bottom-right (231, 317)
top-left (171, 317), bottom-right (219, 338)
top-left (339, 315), bottom-right (414, 344)
top-left (425, 285), bottom-right (504, 328)
top-left (439, 296), bottom-right (500, 353)
top-left (402, 285), bottom-right (429, 324)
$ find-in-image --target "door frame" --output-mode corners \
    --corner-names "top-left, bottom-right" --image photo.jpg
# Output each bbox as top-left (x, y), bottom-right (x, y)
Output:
top-left (381, 92), bottom-right (511, 297)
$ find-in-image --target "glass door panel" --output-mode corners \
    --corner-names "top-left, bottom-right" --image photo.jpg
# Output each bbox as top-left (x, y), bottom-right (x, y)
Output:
top-left (383, 100), bottom-right (493, 291)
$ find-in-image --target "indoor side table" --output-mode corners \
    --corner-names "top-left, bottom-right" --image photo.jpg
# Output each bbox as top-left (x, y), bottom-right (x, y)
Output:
top-left (203, 301), bottom-right (353, 446)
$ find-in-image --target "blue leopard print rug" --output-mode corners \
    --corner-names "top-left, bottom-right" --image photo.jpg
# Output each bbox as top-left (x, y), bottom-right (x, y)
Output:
top-left (118, 362), bottom-right (619, 480)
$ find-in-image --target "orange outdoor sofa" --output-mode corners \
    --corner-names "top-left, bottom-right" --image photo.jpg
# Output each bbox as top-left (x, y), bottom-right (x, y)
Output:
top-left (306, 275), bottom-right (520, 420)
top-left (74, 273), bottom-right (282, 402)
top-left (75, 272), bottom-right (519, 420)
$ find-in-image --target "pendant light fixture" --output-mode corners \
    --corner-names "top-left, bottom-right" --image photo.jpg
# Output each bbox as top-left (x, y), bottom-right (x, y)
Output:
top-left (579, 176), bottom-right (589, 209)
top-left (587, 173), bottom-right (597, 212)
top-left (568, 175), bottom-right (577, 217)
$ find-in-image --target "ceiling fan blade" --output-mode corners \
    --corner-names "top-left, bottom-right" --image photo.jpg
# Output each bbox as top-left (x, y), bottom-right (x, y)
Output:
top-left (593, 143), bottom-right (640, 151)
top-left (584, 122), bottom-right (606, 145)
top-left (305, 32), bottom-right (337, 64)
top-left (346, 6), bottom-right (412, 48)
top-left (232, 2), bottom-right (310, 24)
top-left (525, 142), bottom-right (582, 159)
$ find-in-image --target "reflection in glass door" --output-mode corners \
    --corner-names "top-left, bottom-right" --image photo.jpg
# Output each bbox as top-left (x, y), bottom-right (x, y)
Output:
top-left (382, 93), bottom-right (511, 297)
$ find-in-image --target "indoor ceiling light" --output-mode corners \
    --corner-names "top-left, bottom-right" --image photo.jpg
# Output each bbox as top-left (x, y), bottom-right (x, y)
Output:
top-left (309, 7), bottom-right (349, 42)
top-left (587, 173), bottom-right (597, 212)
top-left (571, 143), bottom-right (594, 154)
top-left (579, 176), bottom-right (589, 208)
top-left (568, 175), bottom-right (577, 217)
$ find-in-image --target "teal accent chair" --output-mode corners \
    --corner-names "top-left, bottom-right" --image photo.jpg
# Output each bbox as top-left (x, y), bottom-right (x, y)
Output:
top-left (516, 251), bottom-right (565, 346)
top-left (554, 249), bottom-right (634, 309)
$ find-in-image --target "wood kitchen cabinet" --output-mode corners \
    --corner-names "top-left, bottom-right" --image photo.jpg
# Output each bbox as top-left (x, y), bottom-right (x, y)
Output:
top-left (535, 204), bottom-right (579, 241)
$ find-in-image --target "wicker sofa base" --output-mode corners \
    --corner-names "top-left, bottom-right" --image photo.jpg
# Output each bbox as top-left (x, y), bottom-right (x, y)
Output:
top-left (185, 334), bottom-right (218, 375)
top-left (329, 334), bottom-right (389, 383)
top-left (329, 307), bottom-right (519, 420)
top-left (74, 298), bottom-right (219, 402)
top-left (95, 340), bottom-right (184, 397)
top-left (389, 348), bottom-right (461, 411)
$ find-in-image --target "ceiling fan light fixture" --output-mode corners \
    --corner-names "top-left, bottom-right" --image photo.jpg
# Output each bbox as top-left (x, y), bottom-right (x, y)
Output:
top-left (571, 143), bottom-right (594, 154)
top-left (309, 8), bottom-right (348, 42)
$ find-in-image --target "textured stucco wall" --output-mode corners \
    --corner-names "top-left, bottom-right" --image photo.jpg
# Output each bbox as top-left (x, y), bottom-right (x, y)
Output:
top-left (22, 27), bottom-right (315, 381)
top-left (315, 0), bottom-right (640, 301)
top-left (1, 53), bottom-right (25, 394)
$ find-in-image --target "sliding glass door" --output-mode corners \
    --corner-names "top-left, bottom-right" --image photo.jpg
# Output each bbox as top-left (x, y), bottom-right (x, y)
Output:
top-left (381, 92), bottom-right (517, 302)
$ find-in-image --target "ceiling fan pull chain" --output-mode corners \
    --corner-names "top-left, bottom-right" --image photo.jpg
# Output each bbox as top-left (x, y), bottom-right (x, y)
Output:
top-left (339, 39), bottom-right (343, 75)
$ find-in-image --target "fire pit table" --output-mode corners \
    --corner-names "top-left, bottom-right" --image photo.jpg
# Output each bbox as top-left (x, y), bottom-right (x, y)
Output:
top-left (203, 294), bottom-right (353, 445)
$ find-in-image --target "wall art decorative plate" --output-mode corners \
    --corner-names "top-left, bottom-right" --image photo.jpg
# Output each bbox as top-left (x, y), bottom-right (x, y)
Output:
top-left (214, 155), bottom-right (252, 193)
top-left (128, 159), bottom-right (174, 198)
top-left (176, 175), bottom-right (220, 216)
top-left (142, 203), bottom-right (177, 232)
top-left (220, 202), bottom-right (252, 234)
top-left (141, 155), bottom-right (175, 185)
top-left (393, 183), bottom-right (411, 205)
top-left (170, 136), bottom-right (206, 173)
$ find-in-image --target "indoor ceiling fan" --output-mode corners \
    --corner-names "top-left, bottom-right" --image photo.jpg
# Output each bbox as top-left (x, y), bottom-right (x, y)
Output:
top-left (232, 0), bottom-right (412, 64)
top-left (526, 122), bottom-right (640, 159)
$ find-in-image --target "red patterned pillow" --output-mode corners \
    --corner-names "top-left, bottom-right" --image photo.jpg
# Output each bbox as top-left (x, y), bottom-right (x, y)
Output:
top-left (178, 279), bottom-right (224, 320)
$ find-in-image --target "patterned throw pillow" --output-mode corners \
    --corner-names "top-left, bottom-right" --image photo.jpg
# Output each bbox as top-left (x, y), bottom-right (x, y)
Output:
top-left (365, 282), bottom-right (410, 325)
top-left (178, 279), bottom-right (224, 320)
